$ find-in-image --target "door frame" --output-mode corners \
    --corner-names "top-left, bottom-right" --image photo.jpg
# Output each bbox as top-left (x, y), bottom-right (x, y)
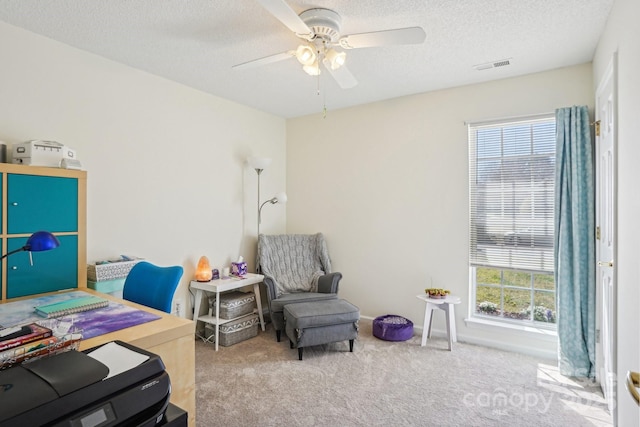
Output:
top-left (594, 52), bottom-right (618, 422)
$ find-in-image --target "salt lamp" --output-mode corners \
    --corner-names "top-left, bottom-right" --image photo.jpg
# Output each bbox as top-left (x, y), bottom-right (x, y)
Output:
top-left (195, 256), bottom-right (213, 282)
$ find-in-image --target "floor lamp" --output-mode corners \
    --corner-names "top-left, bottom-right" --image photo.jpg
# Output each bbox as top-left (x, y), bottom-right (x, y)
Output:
top-left (247, 157), bottom-right (287, 237)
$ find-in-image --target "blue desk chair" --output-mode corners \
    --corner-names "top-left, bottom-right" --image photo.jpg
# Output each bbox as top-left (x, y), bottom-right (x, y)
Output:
top-left (123, 261), bottom-right (183, 313)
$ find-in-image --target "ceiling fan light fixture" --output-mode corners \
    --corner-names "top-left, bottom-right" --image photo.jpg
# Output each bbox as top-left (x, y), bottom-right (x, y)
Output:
top-left (303, 60), bottom-right (321, 76)
top-left (324, 48), bottom-right (346, 70)
top-left (295, 44), bottom-right (316, 66)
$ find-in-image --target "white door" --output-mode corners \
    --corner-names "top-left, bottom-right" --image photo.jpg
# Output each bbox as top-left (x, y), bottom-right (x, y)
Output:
top-left (595, 55), bottom-right (616, 417)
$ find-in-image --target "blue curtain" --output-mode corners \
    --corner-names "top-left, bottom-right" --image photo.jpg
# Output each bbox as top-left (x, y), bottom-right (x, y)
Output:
top-left (554, 105), bottom-right (596, 378)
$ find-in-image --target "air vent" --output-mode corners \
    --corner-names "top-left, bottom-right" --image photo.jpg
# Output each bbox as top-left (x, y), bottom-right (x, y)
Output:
top-left (474, 58), bottom-right (512, 71)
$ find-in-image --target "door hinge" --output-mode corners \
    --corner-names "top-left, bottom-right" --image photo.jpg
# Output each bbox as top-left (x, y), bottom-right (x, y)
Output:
top-left (594, 120), bottom-right (601, 137)
top-left (596, 226), bottom-right (601, 240)
top-left (596, 329), bottom-right (600, 344)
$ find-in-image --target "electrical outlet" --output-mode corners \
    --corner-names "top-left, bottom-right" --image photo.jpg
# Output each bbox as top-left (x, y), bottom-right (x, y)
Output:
top-left (174, 298), bottom-right (184, 317)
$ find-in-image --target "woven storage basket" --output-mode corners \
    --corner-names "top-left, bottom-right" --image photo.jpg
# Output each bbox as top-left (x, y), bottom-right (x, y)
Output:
top-left (209, 291), bottom-right (255, 319)
top-left (206, 314), bottom-right (259, 347)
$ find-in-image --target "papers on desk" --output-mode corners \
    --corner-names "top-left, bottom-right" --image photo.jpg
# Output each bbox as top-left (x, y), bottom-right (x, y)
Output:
top-left (87, 341), bottom-right (149, 379)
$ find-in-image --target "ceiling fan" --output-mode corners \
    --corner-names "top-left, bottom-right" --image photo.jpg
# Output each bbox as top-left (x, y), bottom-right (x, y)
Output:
top-left (233, 0), bottom-right (427, 89)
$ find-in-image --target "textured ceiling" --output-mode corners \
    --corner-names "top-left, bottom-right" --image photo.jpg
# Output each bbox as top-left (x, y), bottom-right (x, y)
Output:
top-left (0, 0), bottom-right (614, 118)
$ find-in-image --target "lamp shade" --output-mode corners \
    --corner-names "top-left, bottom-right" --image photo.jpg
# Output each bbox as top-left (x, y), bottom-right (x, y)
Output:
top-left (303, 60), bottom-right (321, 76)
top-left (1, 230), bottom-right (60, 261)
top-left (248, 157), bottom-right (272, 170)
top-left (25, 231), bottom-right (60, 252)
top-left (295, 45), bottom-right (317, 66)
top-left (324, 49), bottom-right (346, 70)
top-left (275, 192), bottom-right (288, 204)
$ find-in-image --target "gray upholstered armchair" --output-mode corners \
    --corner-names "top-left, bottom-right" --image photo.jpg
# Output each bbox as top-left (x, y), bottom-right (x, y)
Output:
top-left (257, 233), bottom-right (342, 342)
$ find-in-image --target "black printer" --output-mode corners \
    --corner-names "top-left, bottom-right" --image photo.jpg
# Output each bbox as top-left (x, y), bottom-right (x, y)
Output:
top-left (0, 340), bottom-right (185, 427)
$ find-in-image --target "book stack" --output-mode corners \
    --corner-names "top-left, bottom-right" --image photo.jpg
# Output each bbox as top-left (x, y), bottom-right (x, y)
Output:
top-left (0, 323), bottom-right (52, 351)
top-left (0, 323), bottom-right (82, 370)
top-left (0, 323), bottom-right (53, 365)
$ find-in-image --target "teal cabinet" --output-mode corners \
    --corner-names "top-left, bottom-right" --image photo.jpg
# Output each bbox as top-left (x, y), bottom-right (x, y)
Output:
top-left (0, 164), bottom-right (86, 301)
top-left (6, 235), bottom-right (78, 298)
top-left (7, 174), bottom-right (78, 233)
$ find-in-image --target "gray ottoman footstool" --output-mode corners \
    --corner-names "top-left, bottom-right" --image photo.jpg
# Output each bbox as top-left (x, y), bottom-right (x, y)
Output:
top-left (284, 299), bottom-right (360, 360)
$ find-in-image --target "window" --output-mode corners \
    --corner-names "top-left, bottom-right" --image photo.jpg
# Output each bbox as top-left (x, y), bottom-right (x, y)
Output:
top-left (468, 115), bottom-right (556, 327)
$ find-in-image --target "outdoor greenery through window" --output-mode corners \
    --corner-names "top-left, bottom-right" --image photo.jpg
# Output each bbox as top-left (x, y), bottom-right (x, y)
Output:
top-left (468, 115), bottom-right (556, 327)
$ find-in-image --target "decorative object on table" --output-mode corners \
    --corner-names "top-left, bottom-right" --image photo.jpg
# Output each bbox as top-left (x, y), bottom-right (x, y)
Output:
top-left (425, 288), bottom-right (450, 299)
top-left (247, 156), bottom-right (288, 236)
top-left (212, 268), bottom-right (220, 280)
top-left (0, 230), bottom-right (60, 266)
top-left (195, 256), bottom-right (213, 282)
top-left (372, 314), bottom-right (414, 341)
top-left (231, 256), bottom-right (247, 277)
top-left (257, 233), bottom-right (341, 342)
top-left (205, 313), bottom-right (260, 347)
top-left (122, 261), bottom-right (183, 313)
top-left (221, 267), bottom-right (230, 278)
top-left (208, 291), bottom-right (256, 319)
top-left (87, 255), bottom-right (143, 282)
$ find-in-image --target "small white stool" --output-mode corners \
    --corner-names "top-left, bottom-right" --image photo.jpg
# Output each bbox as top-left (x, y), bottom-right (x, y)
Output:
top-left (416, 294), bottom-right (461, 351)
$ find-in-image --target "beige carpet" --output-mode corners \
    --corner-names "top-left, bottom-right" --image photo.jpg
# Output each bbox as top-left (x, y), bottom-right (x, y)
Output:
top-left (195, 320), bottom-right (611, 427)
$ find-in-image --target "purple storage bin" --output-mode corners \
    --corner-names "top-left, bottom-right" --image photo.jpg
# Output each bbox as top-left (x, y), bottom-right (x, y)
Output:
top-left (373, 314), bottom-right (414, 341)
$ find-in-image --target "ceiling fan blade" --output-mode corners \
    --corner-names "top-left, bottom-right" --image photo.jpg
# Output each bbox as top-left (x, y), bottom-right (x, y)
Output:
top-left (233, 51), bottom-right (294, 70)
top-left (324, 62), bottom-right (358, 89)
top-left (339, 27), bottom-right (426, 49)
top-left (256, 0), bottom-right (312, 37)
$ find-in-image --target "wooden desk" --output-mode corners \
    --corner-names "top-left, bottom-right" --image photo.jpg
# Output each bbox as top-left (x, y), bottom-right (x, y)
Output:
top-left (1, 289), bottom-right (196, 427)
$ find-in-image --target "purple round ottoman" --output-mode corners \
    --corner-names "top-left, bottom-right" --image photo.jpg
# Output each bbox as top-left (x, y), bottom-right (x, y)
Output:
top-left (373, 315), bottom-right (414, 341)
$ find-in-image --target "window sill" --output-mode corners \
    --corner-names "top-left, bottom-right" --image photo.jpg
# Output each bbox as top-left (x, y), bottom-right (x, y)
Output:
top-left (464, 316), bottom-right (558, 341)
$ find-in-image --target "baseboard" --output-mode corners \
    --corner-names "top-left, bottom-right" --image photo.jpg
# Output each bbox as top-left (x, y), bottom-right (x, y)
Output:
top-left (455, 332), bottom-right (557, 360)
top-left (359, 314), bottom-right (557, 360)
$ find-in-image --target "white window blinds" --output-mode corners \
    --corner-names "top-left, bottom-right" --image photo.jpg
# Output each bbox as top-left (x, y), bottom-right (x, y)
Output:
top-left (468, 115), bottom-right (556, 273)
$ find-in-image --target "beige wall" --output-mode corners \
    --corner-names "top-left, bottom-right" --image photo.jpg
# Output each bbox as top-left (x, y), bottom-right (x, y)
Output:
top-left (593, 0), bottom-right (640, 424)
top-left (0, 21), bottom-right (287, 313)
top-left (1, 6), bottom-right (627, 367)
top-left (287, 64), bottom-right (593, 358)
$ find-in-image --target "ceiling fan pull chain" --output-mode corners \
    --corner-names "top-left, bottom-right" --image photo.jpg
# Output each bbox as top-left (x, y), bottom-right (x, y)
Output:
top-left (323, 78), bottom-right (328, 118)
top-left (314, 64), bottom-right (328, 118)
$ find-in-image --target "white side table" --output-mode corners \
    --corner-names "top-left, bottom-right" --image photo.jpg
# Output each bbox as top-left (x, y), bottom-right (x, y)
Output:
top-left (190, 273), bottom-right (264, 351)
top-left (416, 294), bottom-right (462, 351)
